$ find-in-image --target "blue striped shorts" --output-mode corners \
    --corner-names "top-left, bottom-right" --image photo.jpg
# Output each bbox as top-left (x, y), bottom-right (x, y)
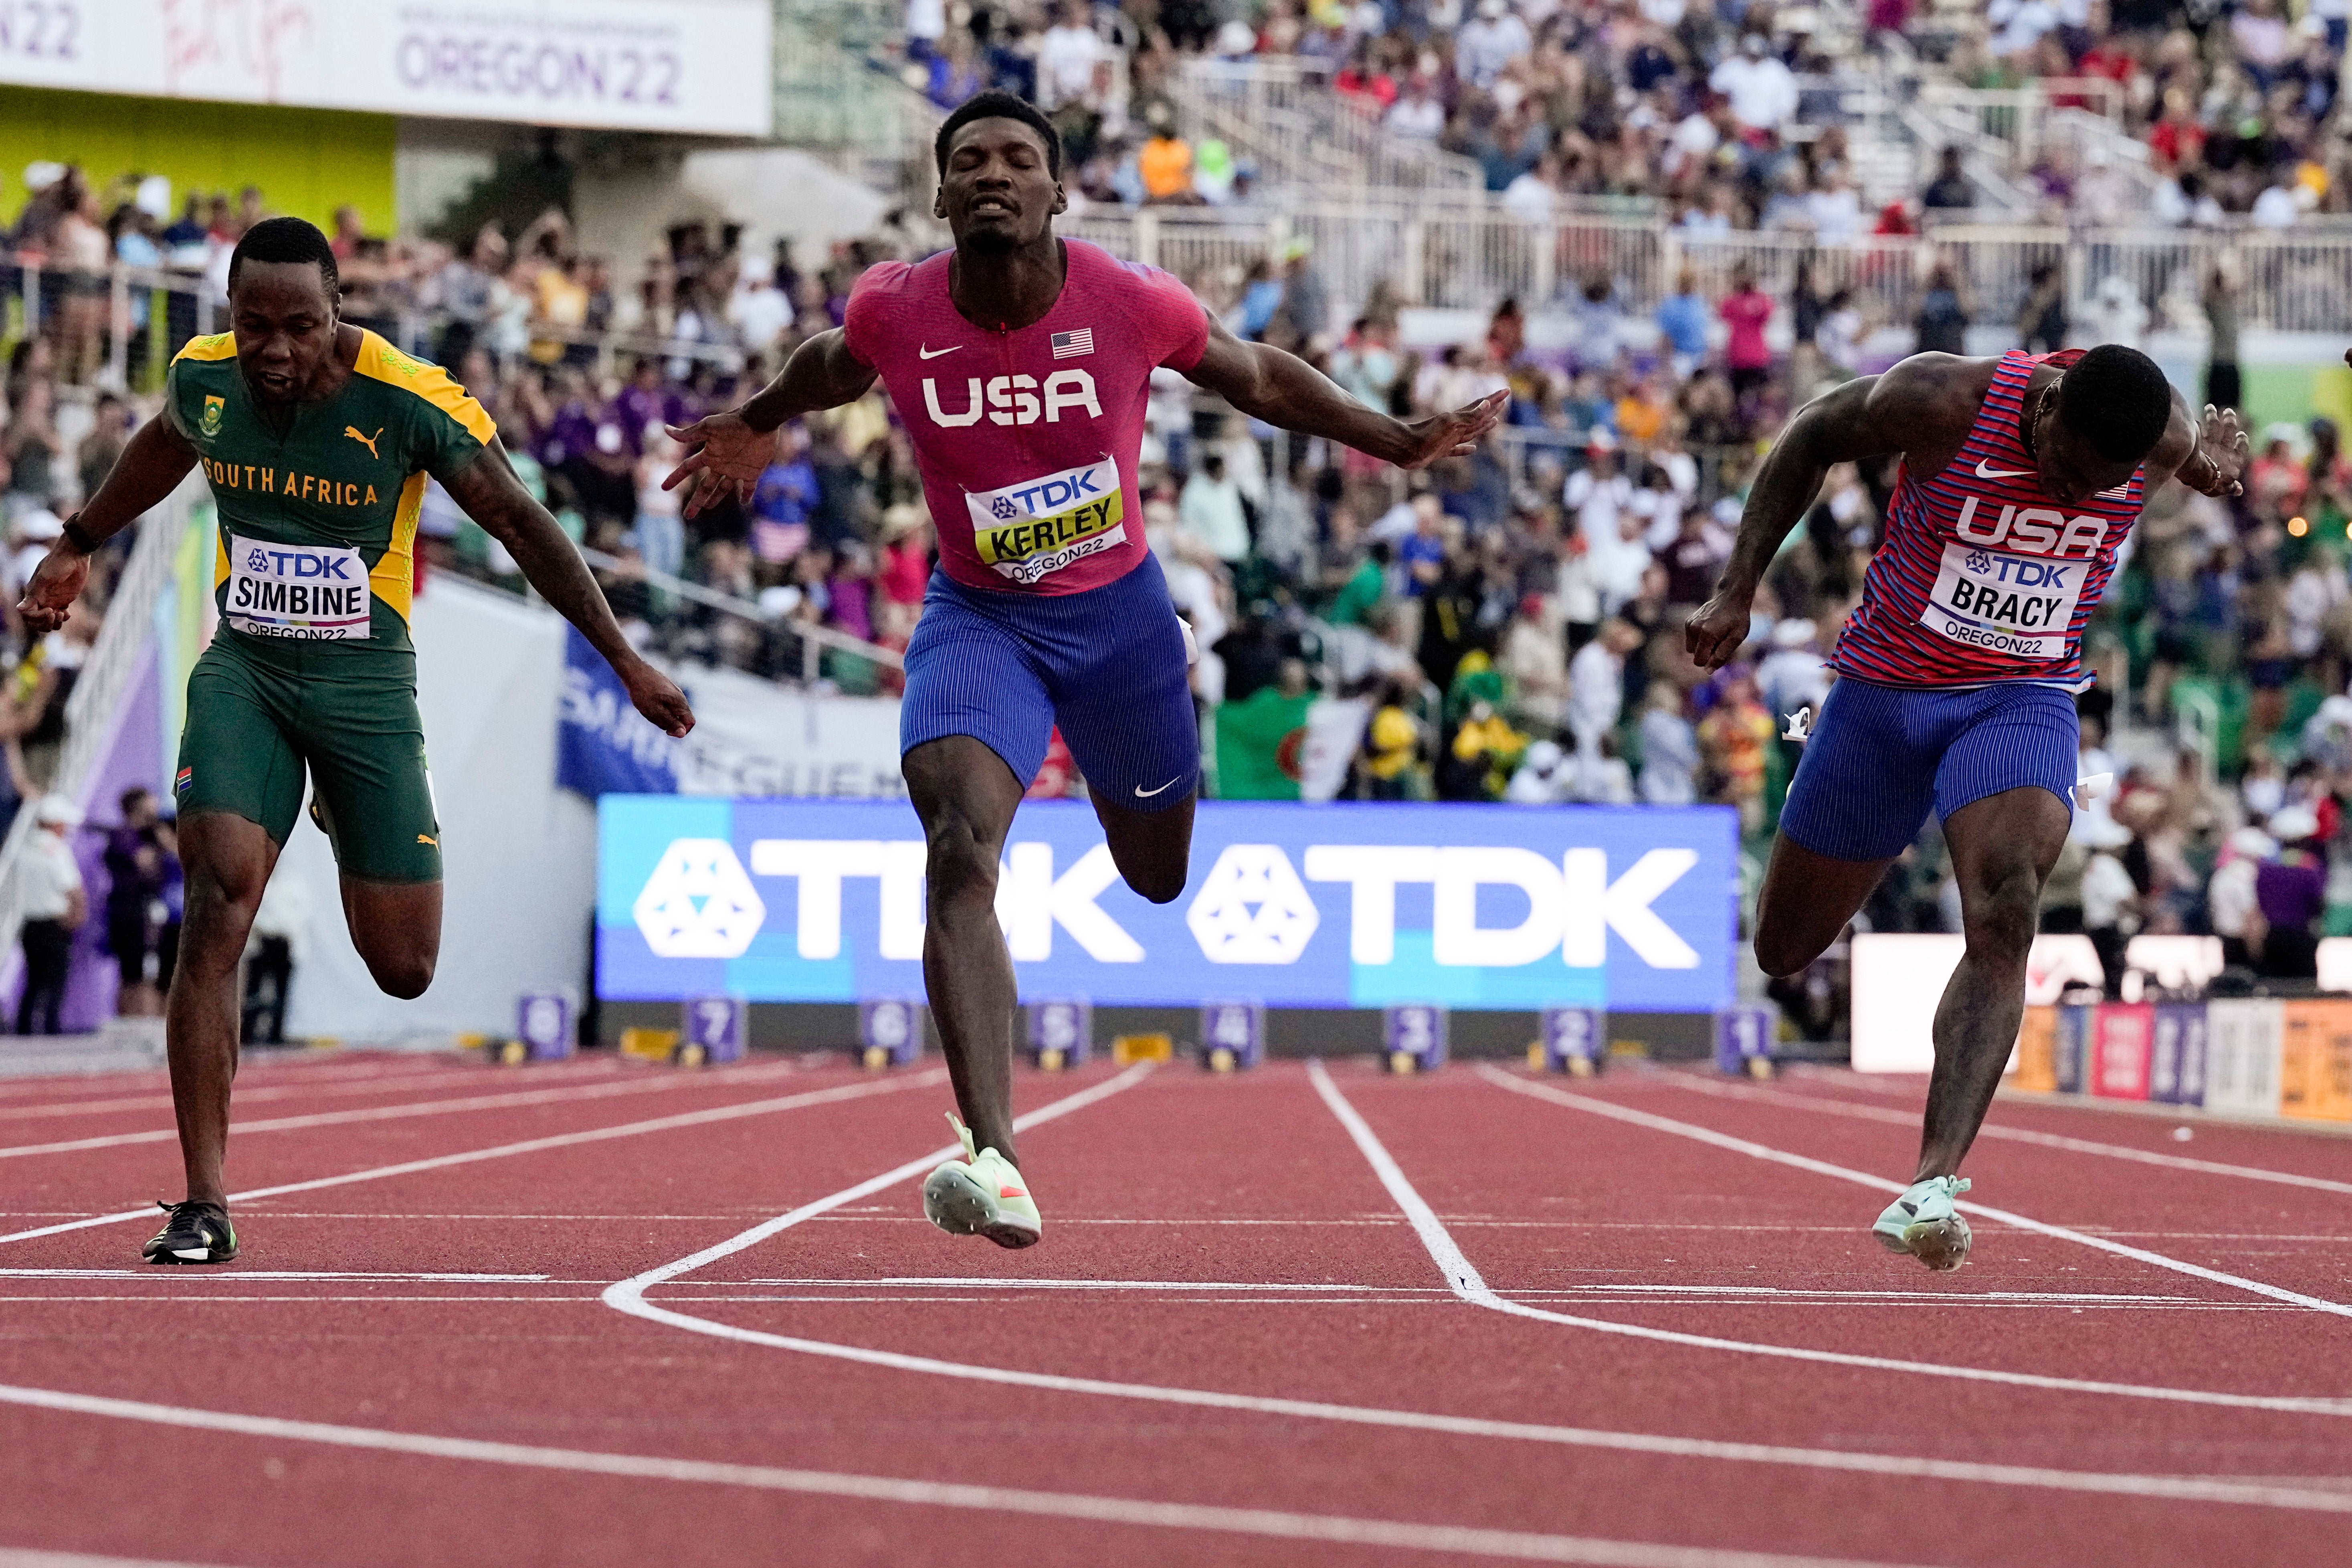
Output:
top-left (1777, 678), bottom-right (2079, 862)
top-left (901, 553), bottom-right (1199, 810)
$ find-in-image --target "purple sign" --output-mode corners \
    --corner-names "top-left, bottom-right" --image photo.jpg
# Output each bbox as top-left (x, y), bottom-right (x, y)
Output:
top-left (1200, 1000), bottom-right (1265, 1071)
top-left (2150, 1004), bottom-right (2207, 1107)
top-left (1713, 1005), bottom-right (1774, 1074)
top-left (859, 998), bottom-right (923, 1069)
top-left (2053, 1004), bottom-right (2093, 1094)
top-left (1384, 1004), bottom-right (1447, 1073)
top-left (517, 991), bottom-right (575, 1061)
top-left (681, 995), bottom-right (746, 1065)
top-left (1540, 1006), bottom-right (1604, 1073)
top-left (1027, 999), bottom-right (1092, 1070)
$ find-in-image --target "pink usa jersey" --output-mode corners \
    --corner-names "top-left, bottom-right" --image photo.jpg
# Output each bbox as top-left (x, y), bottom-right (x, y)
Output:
top-left (1830, 349), bottom-right (2147, 688)
top-left (844, 239), bottom-right (1210, 596)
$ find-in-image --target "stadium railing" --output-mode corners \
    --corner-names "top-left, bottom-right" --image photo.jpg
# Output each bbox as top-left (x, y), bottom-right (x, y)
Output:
top-left (570, 546), bottom-right (906, 682)
top-left (0, 474), bottom-right (201, 982)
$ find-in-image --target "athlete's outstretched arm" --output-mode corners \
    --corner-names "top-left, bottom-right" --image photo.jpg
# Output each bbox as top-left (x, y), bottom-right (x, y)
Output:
top-left (445, 438), bottom-right (695, 738)
top-left (17, 414), bottom-right (200, 635)
top-left (1685, 361), bottom-right (1955, 670)
top-left (663, 328), bottom-right (878, 518)
top-left (1183, 317), bottom-right (1507, 470)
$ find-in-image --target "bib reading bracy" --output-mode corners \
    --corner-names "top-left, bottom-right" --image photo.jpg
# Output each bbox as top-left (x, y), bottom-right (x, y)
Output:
top-left (163, 329), bottom-right (497, 882)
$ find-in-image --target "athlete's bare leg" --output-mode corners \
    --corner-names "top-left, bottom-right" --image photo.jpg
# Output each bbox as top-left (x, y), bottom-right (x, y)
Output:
top-left (165, 813), bottom-right (279, 1207)
top-left (905, 736), bottom-right (1029, 1165)
top-left (1091, 790), bottom-right (1194, 905)
top-left (1915, 785), bottom-right (2068, 1180)
top-left (1751, 837), bottom-right (1896, 978)
top-left (339, 878), bottom-right (440, 999)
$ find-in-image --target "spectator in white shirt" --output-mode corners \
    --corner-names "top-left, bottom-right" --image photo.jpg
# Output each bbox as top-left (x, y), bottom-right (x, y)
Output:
top-left (1808, 169), bottom-right (1862, 246)
top-left (1179, 451), bottom-right (1252, 563)
top-left (1037, 3), bottom-right (1102, 112)
top-left (1503, 153), bottom-right (1560, 224)
top-left (2251, 168), bottom-right (2306, 229)
top-left (1708, 34), bottom-right (1797, 133)
top-left (1567, 618), bottom-right (1643, 764)
top-left (727, 261), bottom-right (793, 356)
top-left (1455, 0), bottom-right (1533, 89)
top-left (1386, 77), bottom-right (1447, 141)
top-left (18, 796), bottom-right (84, 1037)
top-left (1564, 434), bottom-right (1647, 613)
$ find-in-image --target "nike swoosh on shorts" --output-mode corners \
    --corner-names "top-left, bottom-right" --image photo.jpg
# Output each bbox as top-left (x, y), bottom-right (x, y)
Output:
top-left (1136, 776), bottom-right (1182, 798)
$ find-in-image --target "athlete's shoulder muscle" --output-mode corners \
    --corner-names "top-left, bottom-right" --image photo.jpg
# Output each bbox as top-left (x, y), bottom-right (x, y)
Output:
top-left (1846, 354), bottom-right (2003, 479)
top-left (350, 331), bottom-right (495, 448)
top-left (843, 259), bottom-right (919, 367)
top-left (1070, 240), bottom-right (1208, 370)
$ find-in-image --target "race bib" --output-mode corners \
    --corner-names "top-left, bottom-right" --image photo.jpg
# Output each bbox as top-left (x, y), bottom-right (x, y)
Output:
top-left (225, 534), bottom-right (371, 641)
top-left (1923, 542), bottom-right (2084, 661)
top-left (965, 459), bottom-right (1123, 586)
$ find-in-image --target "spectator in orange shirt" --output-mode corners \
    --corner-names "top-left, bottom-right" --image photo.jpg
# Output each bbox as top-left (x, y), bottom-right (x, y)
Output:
top-left (1139, 110), bottom-right (1196, 204)
top-left (1699, 666), bottom-right (1777, 833)
top-left (1614, 374), bottom-right (1671, 449)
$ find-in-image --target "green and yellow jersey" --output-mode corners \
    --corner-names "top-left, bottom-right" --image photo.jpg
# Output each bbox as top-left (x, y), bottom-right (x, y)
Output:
top-left (164, 329), bottom-right (495, 655)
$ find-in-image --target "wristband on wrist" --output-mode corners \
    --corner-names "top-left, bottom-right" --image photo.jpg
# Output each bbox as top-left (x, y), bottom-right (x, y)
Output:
top-left (61, 516), bottom-right (100, 556)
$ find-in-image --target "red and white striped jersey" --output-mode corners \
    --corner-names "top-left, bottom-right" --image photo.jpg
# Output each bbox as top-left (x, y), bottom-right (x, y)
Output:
top-left (1829, 349), bottom-right (2146, 689)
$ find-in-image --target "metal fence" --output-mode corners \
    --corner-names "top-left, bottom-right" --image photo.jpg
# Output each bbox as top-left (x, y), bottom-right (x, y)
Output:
top-left (1062, 207), bottom-right (2352, 339)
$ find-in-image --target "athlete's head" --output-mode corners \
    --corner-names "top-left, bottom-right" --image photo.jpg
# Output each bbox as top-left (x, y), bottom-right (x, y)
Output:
top-left (933, 91), bottom-right (1066, 251)
top-left (2032, 344), bottom-right (2174, 506)
top-left (226, 216), bottom-right (342, 406)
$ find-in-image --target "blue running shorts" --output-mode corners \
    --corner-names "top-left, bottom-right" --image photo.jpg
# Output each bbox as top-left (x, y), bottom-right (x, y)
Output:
top-left (1777, 678), bottom-right (2079, 862)
top-left (901, 551), bottom-right (1199, 811)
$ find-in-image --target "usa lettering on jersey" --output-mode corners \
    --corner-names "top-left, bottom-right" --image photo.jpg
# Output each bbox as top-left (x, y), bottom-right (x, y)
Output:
top-left (923, 371), bottom-right (1104, 428)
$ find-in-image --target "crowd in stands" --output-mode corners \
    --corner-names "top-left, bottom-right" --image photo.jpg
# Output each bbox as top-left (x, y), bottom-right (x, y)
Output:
top-left (896, 0), bottom-right (2352, 229)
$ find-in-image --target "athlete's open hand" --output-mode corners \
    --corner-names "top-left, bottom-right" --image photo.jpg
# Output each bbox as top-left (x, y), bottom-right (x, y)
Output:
top-left (1684, 586), bottom-right (1752, 671)
top-left (2182, 403), bottom-right (2249, 499)
top-left (16, 542), bottom-right (89, 637)
top-left (662, 411), bottom-right (781, 519)
top-left (620, 657), bottom-right (696, 740)
top-left (1394, 389), bottom-right (1511, 471)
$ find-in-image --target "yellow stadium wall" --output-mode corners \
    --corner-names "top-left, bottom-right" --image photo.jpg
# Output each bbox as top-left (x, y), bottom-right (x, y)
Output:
top-left (0, 87), bottom-right (395, 236)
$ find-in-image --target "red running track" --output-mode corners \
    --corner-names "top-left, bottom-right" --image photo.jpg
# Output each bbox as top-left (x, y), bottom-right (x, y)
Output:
top-left (1, 1048), bottom-right (2349, 1568)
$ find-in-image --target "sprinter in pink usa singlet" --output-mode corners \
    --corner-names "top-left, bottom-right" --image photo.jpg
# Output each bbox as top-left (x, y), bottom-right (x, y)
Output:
top-left (1683, 341), bottom-right (2245, 1272)
top-left (664, 91), bottom-right (1508, 1251)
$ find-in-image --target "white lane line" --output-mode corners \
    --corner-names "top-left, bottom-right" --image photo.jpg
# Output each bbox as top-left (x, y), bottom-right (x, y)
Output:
top-left (602, 1070), bottom-right (2352, 1508)
top-left (0, 1061), bottom-right (808, 1159)
top-left (0, 1548), bottom-right (240, 1567)
top-left (727, 1276), bottom-right (1393, 1291)
top-left (0, 1269), bottom-right (550, 1281)
top-left (1305, 1063), bottom-right (2352, 1419)
top-left (0, 1063), bottom-right (638, 1123)
top-left (0, 1384), bottom-right (1928, 1568)
top-left (1661, 1075), bottom-right (2352, 1197)
top-left (0, 1071), bottom-right (947, 1248)
top-left (1478, 1067), bottom-right (2352, 1321)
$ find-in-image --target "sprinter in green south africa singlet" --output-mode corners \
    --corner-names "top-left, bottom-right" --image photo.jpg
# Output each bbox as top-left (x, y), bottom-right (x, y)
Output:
top-left (163, 328), bottom-right (497, 882)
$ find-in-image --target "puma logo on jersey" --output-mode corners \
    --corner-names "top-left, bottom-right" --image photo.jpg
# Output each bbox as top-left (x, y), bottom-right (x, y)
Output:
top-left (923, 371), bottom-right (1103, 428)
top-left (1952, 495), bottom-right (2109, 558)
top-left (345, 426), bottom-right (384, 459)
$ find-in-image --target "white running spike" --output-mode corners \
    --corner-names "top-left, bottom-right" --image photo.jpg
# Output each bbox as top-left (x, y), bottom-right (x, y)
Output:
top-left (2073, 772), bottom-right (2114, 809)
top-left (1781, 706), bottom-right (1812, 743)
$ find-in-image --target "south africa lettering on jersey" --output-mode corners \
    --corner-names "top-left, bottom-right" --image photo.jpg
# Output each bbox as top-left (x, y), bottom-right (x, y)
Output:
top-left (1831, 348), bottom-right (2146, 689)
top-left (843, 238), bottom-right (1210, 596)
top-left (967, 459), bottom-right (1124, 584)
top-left (224, 535), bottom-right (371, 640)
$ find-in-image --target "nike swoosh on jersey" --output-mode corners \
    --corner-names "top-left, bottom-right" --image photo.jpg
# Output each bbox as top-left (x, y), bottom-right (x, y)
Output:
top-left (1974, 459), bottom-right (2035, 480)
top-left (918, 344), bottom-right (960, 360)
top-left (1135, 775), bottom-right (1183, 798)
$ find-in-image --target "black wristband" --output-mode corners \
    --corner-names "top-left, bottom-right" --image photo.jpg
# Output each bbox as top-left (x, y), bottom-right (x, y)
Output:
top-left (61, 517), bottom-right (100, 556)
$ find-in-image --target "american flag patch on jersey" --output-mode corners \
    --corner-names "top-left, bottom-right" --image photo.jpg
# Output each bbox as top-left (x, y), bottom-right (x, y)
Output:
top-left (1050, 329), bottom-right (1094, 359)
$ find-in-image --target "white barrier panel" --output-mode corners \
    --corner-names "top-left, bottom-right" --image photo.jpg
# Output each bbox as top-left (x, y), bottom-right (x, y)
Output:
top-left (2204, 999), bottom-right (2286, 1118)
top-left (2316, 938), bottom-right (2352, 994)
top-left (1850, 932), bottom-right (2100, 1073)
top-left (2123, 934), bottom-right (2225, 991)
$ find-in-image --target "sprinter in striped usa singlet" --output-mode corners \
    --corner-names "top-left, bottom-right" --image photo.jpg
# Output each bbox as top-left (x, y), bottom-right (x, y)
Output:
top-left (1685, 344), bottom-right (2246, 1270)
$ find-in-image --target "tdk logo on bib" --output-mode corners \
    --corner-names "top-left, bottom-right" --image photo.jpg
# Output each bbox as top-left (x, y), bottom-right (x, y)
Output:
top-left (965, 459), bottom-right (1124, 585)
top-left (225, 533), bottom-right (371, 640)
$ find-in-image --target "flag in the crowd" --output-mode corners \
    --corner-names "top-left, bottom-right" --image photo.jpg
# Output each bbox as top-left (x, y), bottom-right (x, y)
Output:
top-left (1213, 691), bottom-right (1368, 801)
